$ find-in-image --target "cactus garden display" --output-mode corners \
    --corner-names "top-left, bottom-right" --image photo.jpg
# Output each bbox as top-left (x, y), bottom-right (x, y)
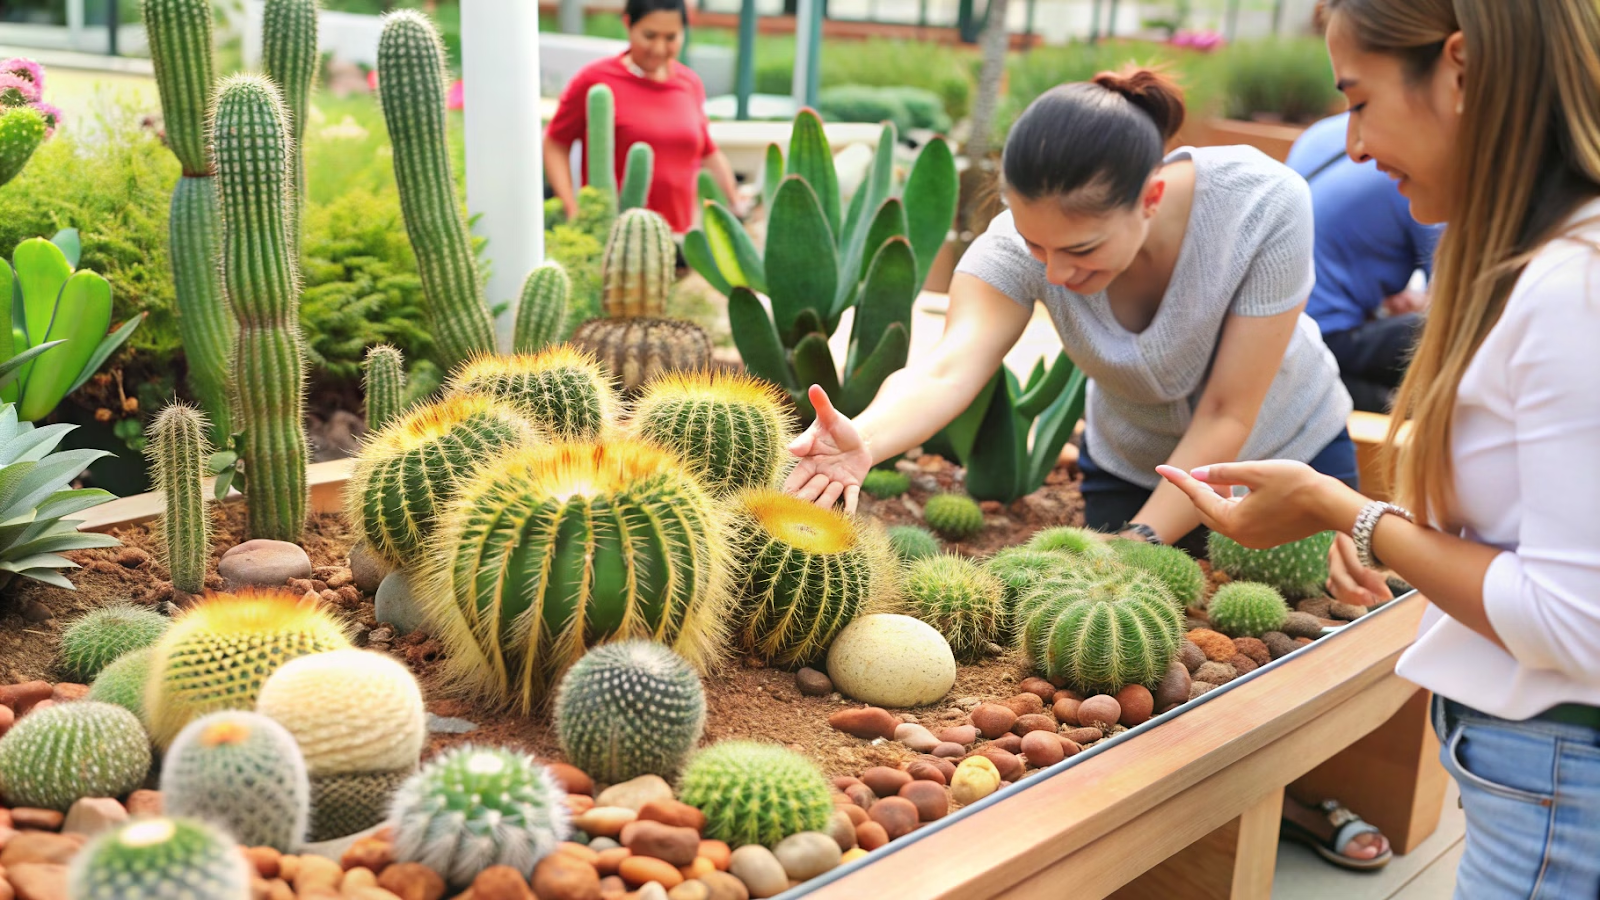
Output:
top-left (160, 710), bottom-right (311, 852)
top-left (58, 604), bottom-right (171, 681)
top-left (553, 640), bottom-right (706, 783)
top-left (0, 701), bottom-right (151, 810)
top-left (1207, 530), bottom-right (1337, 599)
top-left (68, 817), bottom-right (252, 900)
top-left (629, 370), bottom-right (795, 496)
top-left (1111, 540), bottom-right (1208, 609)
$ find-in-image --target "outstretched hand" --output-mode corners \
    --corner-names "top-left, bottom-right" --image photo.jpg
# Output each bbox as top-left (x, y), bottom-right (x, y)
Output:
top-left (783, 385), bottom-right (873, 513)
top-left (1154, 460), bottom-right (1359, 549)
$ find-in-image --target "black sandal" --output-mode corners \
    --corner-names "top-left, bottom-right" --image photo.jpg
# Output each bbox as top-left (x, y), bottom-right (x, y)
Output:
top-left (1280, 799), bottom-right (1393, 872)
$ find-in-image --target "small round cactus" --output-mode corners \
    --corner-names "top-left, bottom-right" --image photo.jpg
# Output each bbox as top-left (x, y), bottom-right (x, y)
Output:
top-left (59, 604), bottom-right (171, 681)
top-left (389, 744), bottom-right (571, 888)
top-left (0, 701), bottom-right (151, 811)
top-left (256, 648), bottom-right (426, 776)
top-left (1110, 540), bottom-right (1207, 609)
top-left (554, 640), bottom-right (706, 783)
top-left (923, 493), bottom-right (983, 540)
top-left (861, 468), bottom-right (911, 499)
top-left (887, 524), bottom-right (941, 563)
top-left (1020, 557), bottom-right (1183, 694)
top-left (160, 711), bottom-right (310, 852)
top-left (903, 555), bottom-right (1006, 662)
top-left (445, 346), bottom-right (617, 440)
top-left (1025, 526), bottom-right (1113, 558)
top-left (981, 547), bottom-right (1075, 640)
top-left (628, 369), bottom-right (796, 495)
top-left (67, 817), bottom-right (252, 900)
top-left (1206, 582), bottom-right (1291, 638)
top-left (87, 646), bottom-right (154, 720)
top-left (1207, 530), bottom-right (1336, 600)
top-left (677, 741), bottom-right (833, 848)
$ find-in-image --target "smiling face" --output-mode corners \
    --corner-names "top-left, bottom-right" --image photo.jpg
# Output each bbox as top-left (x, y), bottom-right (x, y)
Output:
top-left (627, 10), bottom-right (684, 75)
top-left (1005, 181), bottom-right (1161, 295)
top-left (1326, 11), bottom-right (1465, 224)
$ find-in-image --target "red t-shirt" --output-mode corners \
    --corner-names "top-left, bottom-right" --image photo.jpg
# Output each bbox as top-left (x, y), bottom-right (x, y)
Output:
top-left (547, 54), bottom-right (717, 234)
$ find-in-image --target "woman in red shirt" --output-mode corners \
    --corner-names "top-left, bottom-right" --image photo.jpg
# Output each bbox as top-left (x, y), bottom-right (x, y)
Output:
top-left (543, 0), bottom-right (744, 234)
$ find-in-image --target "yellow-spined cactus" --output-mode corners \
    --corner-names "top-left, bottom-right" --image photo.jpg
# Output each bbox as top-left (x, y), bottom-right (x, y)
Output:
top-left (629, 370), bottom-right (796, 496)
top-left (444, 346), bottom-right (617, 441)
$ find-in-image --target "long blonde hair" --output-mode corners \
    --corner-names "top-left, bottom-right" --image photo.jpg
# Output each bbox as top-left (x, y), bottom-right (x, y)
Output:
top-left (1324, 0), bottom-right (1600, 527)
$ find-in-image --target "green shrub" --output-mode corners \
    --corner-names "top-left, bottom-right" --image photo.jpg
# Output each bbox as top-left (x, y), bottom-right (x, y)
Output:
top-left (818, 85), bottom-right (953, 134)
top-left (1223, 38), bottom-right (1340, 124)
top-left (753, 38), bottom-right (974, 123)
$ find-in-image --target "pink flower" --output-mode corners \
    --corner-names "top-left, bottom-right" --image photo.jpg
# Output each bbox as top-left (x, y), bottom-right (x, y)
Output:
top-left (447, 79), bottom-right (464, 111)
top-left (0, 73), bottom-right (40, 107)
top-left (0, 58), bottom-right (43, 92)
top-left (30, 102), bottom-right (62, 138)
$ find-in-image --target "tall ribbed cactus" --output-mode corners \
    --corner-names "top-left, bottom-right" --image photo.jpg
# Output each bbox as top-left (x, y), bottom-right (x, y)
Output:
top-left (377, 10), bottom-right (496, 369)
top-left (213, 75), bottom-right (308, 542)
top-left (620, 142), bottom-right (654, 212)
top-left (601, 208), bottom-right (675, 319)
top-left (363, 344), bottom-right (405, 431)
top-left (149, 404), bottom-right (210, 595)
top-left (144, 0), bottom-right (235, 440)
top-left (586, 83), bottom-right (618, 221)
top-left (513, 262), bottom-right (570, 354)
top-left (261, 0), bottom-right (318, 260)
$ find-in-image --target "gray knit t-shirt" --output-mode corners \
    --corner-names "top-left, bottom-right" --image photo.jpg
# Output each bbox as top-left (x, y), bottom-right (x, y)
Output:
top-left (955, 144), bottom-right (1353, 490)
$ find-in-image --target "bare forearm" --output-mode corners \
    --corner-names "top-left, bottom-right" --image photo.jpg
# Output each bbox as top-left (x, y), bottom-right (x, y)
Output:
top-left (1132, 414), bottom-right (1253, 543)
top-left (543, 137), bottom-right (576, 206)
top-left (853, 363), bottom-right (990, 466)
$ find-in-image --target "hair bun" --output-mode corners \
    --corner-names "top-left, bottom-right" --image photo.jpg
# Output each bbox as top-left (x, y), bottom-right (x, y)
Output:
top-left (1093, 66), bottom-right (1186, 142)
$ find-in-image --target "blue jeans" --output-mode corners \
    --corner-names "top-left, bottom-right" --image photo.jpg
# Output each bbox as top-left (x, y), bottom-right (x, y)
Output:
top-left (1431, 695), bottom-right (1600, 899)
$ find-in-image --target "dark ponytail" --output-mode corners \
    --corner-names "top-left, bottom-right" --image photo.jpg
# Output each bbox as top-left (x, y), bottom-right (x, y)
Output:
top-left (1002, 65), bottom-right (1187, 212)
top-left (625, 0), bottom-right (688, 26)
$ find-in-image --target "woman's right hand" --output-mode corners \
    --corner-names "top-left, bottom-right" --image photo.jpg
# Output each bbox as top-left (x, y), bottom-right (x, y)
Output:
top-left (1326, 532), bottom-right (1394, 606)
top-left (783, 385), bottom-right (874, 514)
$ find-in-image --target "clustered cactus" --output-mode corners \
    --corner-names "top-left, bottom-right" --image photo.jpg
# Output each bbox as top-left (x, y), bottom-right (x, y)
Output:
top-left (1026, 526), bottom-right (1112, 558)
top-left (553, 640), bottom-right (706, 783)
top-left (148, 403), bottom-right (211, 595)
top-left (982, 547), bottom-right (1075, 642)
top-left (903, 554), bottom-right (1005, 662)
top-left (0, 701), bottom-right (151, 810)
top-left (58, 604), bottom-right (171, 681)
top-left (628, 370), bottom-right (794, 496)
top-left (1207, 582), bottom-right (1291, 638)
top-left (87, 646), bottom-right (154, 720)
top-left (677, 741), bottom-right (834, 848)
top-left (160, 710), bottom-right (310, 852)
top-left (1021, 557), bottom-right (1183, 694)
top-left (445, 347), bottom-right (616, 440)
top-left (923, 493), bottom-right (983, 540)
top-left (68, 817), bottom-right (252, 900)
top-left (1207, 531), bottom-right (1335, 600)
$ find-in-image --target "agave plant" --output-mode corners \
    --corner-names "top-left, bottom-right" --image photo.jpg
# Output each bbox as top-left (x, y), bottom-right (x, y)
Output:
top-left (0, 393), bottom-right (119, 591)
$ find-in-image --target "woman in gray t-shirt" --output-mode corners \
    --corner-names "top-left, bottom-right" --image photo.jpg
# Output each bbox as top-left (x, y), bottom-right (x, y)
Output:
top-left (785, 66), bottom-right (1356, 555)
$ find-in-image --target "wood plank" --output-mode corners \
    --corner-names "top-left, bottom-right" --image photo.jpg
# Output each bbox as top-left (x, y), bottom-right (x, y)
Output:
top-left (1108, 787), bottom-right (1284, 900)
top-left (1348, 411), bottom-right (1412, 502)
top-left (77, 458), bottom-right (354, 533)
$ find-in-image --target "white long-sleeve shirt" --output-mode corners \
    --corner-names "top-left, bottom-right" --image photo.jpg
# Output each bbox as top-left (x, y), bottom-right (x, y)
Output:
top-left (1395, 197), bottom-right (1600, 719)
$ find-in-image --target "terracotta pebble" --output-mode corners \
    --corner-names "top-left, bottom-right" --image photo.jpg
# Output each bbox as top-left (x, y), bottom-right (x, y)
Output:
top-left (1233, 637), bottom-right (1272, 668)
top-left (866, 796), bottom-right (919, 840)
top-left (844, 784), bottom-right (875, 810)
top-left (1063, 726), bottom-right (1102, 745)
top-left (935, 725), bottom-right (977, 746)
top-left (897, 781), bottom-right (948, 821)
top-left (1114, 685), bottom-right (1154, 727)
top-left (1019, 677), bottom-right (1056, 702)
top-left (931, 742), bottom-right (966, 758)
top-left (697, 839), bottom-right (731, 871)
top-left (1077, 695), bottom-right (1121, 729)
top-left (534, 851), bottom-right (604, 900)
top-left (1001, 693), bottom-right (1045, 717)
top-left (977, 748), bottom-right (1022, 782)
top-left (638, 799), bottom-right (705, 833)
top-left (622, 820), bottom-right (700, 867)
top-left (619, 855), bottom-right (685, 889)
top-left (854, 821), bottom-right (889, 851)
top-left (1011, 713), bottom-right (1056, 735)
top-left (858, 767), bottom-right (911, 799)
top-left (989, 733), bottom-right (1022, 754)
top-left (906, 761), bottom-right (946, 786)
top-left (595, 847), bottom-right (632, 876)
top-left (1052, 697), bottom-right (1081, 726)
top-left (472, 865), bottom-right (535, 900)
top-left (968, 703), bottom-right (1016, 739)
top-left (827, 707), bottom-right (898, 740)
top-left (548, 763), bottom-right (595, 796)
top-left (1019, 730), bottom-right (1064, 768)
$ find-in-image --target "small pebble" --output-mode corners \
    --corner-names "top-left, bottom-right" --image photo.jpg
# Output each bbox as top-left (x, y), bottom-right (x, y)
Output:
top-left (668, 881), bottom-right (711, 900)
top-left (905, 761), bottom-right (946, 786)
top-left (50, 683), bottom-right (88, 703)
top-left (697, 870), bottom-right (750, 900)
top-left (1281, 612), bottom-right (1325, 639)
top-left (1114, 685), bottom-right (1154, 727)
top-left (844, 784), bottom-right (875, 809)
top-left (989, 733), bottom-right (1022, 754)
top-left (949, 756), bottom-right (1000, 805)
top-left (892, 722), bottom-right (940, 753)
top-left (0, 681), bottom-right (52, 713)
top-left (636, 884), bottom-right (670, 900)
top-left (828, 810), bottom-right (857, 853)
top-left (1230, 653), bottom-right (1259, 676)
top-left (773, 831), bottom-right (842, 881)
top-left (858, 766), bottom-right (910, 799)
top-left (534, 849), bottom-right (603, 900)
top-left (977, 747), bottom-right (1022, 782)
top-left (1232, 637), bottom-right (1272, 668)
top-left (866, 796), bottom-right (918, 840)
top-left (348, 541), bottom-right (394, 594)
top-left (1000, 693), bottom-right (1045, 717)
top-left (853, 821), bottom-right (889, 851)
top-left (0, 831), bottom-right (81, 865)
top-left (1154, 662), bottom-right (1191, 711)
top-left (1261, 631), bottom-right (1297, 659)
top-left (1051, 697), bottom-right (1081, 726)
top-left (827, 707), bottom-right (898, 741)
top-left (897, 781), bottom-right (948, 821)
top-left (697, 840), bottom-right (731, 871)
top-left (795, 668), bottom-right (832, 696)
top-left (618, 855), bottom-right (684, 889)
top-left (61, 797), bottom-right (126, 838)
top-left (1062, 726), bottom-right (1102, 746)
top-left (1019, 730), bottom-right (1064, 768)
top-left (1189, 681), bottom-right (1219, 700)
top-left (1077, 695), bottom-right (1121, 729)
top-left (638, 799), bottom-right (705, 833)
top-left (1178, 641), bottom-right (1207, 672)
top-left (931, 742), bottom-right (966, 758)
top-left (1194, 661), bottom-right (1236, 685)
top-left (596, 775), bottom-right (673, 812)
top-left (728, 845), bottom-right (788, 899)
top-left (588, 837), bottom-right (621, 852)
top-left (19, 599), bottom-right (53, 623)
top-left (10, 808), bottom-right (65, 832)
top-left (934, 725), bottom-right (977, 745)
top-left (219, 538), bottom-right (313, 590)
top-left (969, 703), bottom-right (1016, 739)
top-left (1011, 713), bottom-right (1056, 735)
top-left (471, 865), bottom-right (537, 900)
top-left (575, 807), bottom-right (638, 838)
top-left (1018, 677), bottom-right (1056, 702)
top-left (840, 848), bottom-right (869, 864)
top-left (548, 762), bottom-right (595, 796)
top-left (622, 820), bottom-right (699, 867)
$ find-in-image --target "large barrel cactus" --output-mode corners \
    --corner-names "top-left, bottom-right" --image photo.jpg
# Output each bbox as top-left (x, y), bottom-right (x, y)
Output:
top-left (1020, 556), bottom-right (1184, 694)
top-left (445, 347), bottom-right (617, 440)
top-left (571, 316), bottom-right (712, 396)
top-left (628, 370), bottom-right (795, 496)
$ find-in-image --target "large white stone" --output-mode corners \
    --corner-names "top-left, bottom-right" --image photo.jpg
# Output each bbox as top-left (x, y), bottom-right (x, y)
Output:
top-left (826, 614), bottom-right (956, 708)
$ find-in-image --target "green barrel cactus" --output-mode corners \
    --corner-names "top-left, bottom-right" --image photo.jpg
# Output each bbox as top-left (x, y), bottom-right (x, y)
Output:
top-left (363, 343), bottom-right (406, 431)
top-left (728, 489), bottom-right (896, 666)
top-left (389, 745), bottom-right (571, 888)
top-left (149, 403), bottom-right (211, 595)
top-left (862, 468), bottom-right (911, 499)
top-left (1207, 531), bottom-right (1335, 600)
top-left (212, 74), bottom-right (308, 543)
top-left (904, 554), bottom-right (1006, 661)
top-left (677, 741), bottom-right (833, 848)
top-left (261, 0), bottom-right (317, 259)
top-left (982, 547), bottom-right (1075, 641)
top-left (629, 370), bottom-right (795, 496)
top-left (887, 524), bottom-right (941, 563)
top-left (308, 769), bottom-right (411, 843)
top-left (377, 10), bottom-right (496, 369)
top-left (0, 106), bottom-right (45, 189)
top-left (1020, 557), bottom-right (1184, 694)
top-left (619, 142), bottom-right (654, 213)
top-left (1111, 540), bottom-right (1207, 609)
top-left (1026, 526), bottom-right (1113, 558)
top-left (586, 83), bottom-right (618, 220)
top-left (923, 493), bottom-right (983, 541)
top-left (160, 710), bottom-right (310, 852)
top-left (67, 817), bottom-right (252, 900)
top-left (601, 207), bottom-right (675, 319)
top-left (445, 346), bottom-right (617, 440)
top-left (346, 394), bottom-right (539, 568)
top-left (145, 589), bottom-right (352, 749)
top-left (87, 646), bottom-right (154, 721)
top-left (571, 316), bottom-right (713, 396)
top-left (257, 649), bottom-right (426, 776)
top-left (419, 439), bottom-right (732, 713)
top-left (553, 640), bottom-right (706, 783)
top-left (0, 701), bottom-right (151, 811)
top-left (59, 603), bottom-right (171, 681)
top-left (513, 262), bottom-right (570, 354)
top-left (1207, 582), bottom-right (1291, 638)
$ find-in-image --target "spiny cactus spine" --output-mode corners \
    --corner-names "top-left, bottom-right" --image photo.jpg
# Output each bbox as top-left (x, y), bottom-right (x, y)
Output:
top-left (419, 440), bottom-right (732, 713)
top-left (1020, 557), bottom-right (1184, 694)
top-left (261, 0), bottom-right (317, 259)
top-left (1206, 582), bottom-right (1290, 638)
top-left (445, 347), bottom-right (616, 440)
top-left (903, 554), bottom-right (1005, 662)
top-left (160, 711), bottom-right (310, 852)
top-left (586, 83), bottom-right (618, 219)
top-left (513, 262), bottom-right (570, 354)
top-left (727, 490), bottom-right (896, 665)
top-left (629, 370), bottom-right (795, 496)
top-left (59, 603), bottom-right (171, 681)
top-left (1111, 540), bottom-right (1206, 609)
top-left (923, 493), bottom-right (983, 541)
top-left (213, 74), bottom-right (308, 542)
top-left (887, 524), bottom-right (940, 563)
top-left (363, 344), bottom-right (406, 431)
top-left (1026, 526), bottom-right (1113, 558)
top-left (861, 468), bottom-right (910, 499)
top-left (88, 646), bottom-right (154, 720)
top-left (1207, 531), bottom-right (1335, 600)
top-left (377, 10), bottom-right (496, 368)
top-left (67, 817), bottom-right (252, 900)
top-left (601, 207), bottom-right (675, 319)
top-left (145, 589), bottom-right (352, 749)
top-left (257, 648), bottom-right (426, 776)
top-left (150, 403), bottom-right (211, 594)
top-left (619, 142), bottom-right (654, 212)
top-left (554, 640), bottom-right (706, 783)
top-left (570, 316), bottom-right (712, 395)
top-left (677, 741), bottom-right (833, 847)
top-left (0, 701), bottom-right (151, 811)
top-left (389, 745), bottom-right (571, 887)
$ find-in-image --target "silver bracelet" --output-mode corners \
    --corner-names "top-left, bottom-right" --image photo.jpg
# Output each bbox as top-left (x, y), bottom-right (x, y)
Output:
top-left (1352, 500), bottom-right (1414, 570)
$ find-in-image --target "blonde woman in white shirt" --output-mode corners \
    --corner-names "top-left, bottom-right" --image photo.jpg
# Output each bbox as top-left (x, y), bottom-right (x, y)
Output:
top-left (1159, 0), bottom-right (1600, 895)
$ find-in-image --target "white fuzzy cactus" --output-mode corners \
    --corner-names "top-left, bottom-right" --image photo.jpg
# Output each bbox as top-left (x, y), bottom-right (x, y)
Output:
top-left (256, 649), bottom-right (426, 775)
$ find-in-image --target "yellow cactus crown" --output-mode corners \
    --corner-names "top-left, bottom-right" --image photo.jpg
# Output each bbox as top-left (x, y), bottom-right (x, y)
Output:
top-left (359, 393), bottom-right (538, 455)
top-left (634, 368), bottom-right (792, 415)
top-left (458, 438), bottom-right (693, 504)
top-left (737, 489), bottom-right (860, 555)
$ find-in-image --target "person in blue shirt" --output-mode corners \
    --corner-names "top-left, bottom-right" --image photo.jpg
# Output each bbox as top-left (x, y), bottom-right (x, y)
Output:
top-left (1286, 112), bottom-right (1443, 413)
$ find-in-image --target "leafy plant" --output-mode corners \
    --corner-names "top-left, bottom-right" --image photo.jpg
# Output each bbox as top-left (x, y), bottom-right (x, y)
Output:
top-left (0, 400), bottom-right (119, 590)
top-left (1223, 38), bottom-right (1340, 124)
top-left (819, 84), bottom-right (953, 134)
top-left (934, 351), bottom-right (1086, 504)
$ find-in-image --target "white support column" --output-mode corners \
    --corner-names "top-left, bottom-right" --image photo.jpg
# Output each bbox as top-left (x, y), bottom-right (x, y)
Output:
top-left (460, 0), bottom-right (544, 351)
top-left (792, 0), bottom-right (814, 108)
top-left (66, 0), bottom-right (86, 51)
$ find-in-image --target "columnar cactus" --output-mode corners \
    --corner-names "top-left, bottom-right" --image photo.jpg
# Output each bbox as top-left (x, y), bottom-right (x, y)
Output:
top-left (145, 590), bottom-right (351, 749)
top-left (601, 208), bottom-right (675, 319)
top-left (149, 403), bottom-right (211, 594)
top-left (553, 640), bottom-right (706, 783)
top-left (160, 711), bottom-right (311, 852)
top-left (445, 347), bottom-right (617, 440)
top-left (59, 604), bottom-right (171, 681)
top-left (144, 0), bottom-right (235, 438)
top-left (619, 142), bottom-right (654, 212)
top-left (256, 649), bottom-right (427, 776)
top-left (261, 0), bottom-right (317, 259)
top-left (377, 10), bottom-right (496, 369)
top-left (570, 316), bottom-right (712, 395)
top-left (363, 343), bottom-right (406, 431)
top-left (628, 370), bottom-right (795, 495)
top-left (728, 490), bottom-right (896, 666)
top-left (923, 493), bottom-right (983, 540)
top-left (0, 701), bottom-right (152, 811)
top-left (67, 817), bottom-right (252, 900)
top-left (903, 554), bottom-right (1006, 662)
top-left (212, 75), bottom-right (308, 542)
top-left (1206, 582), bottom-right (1291, 638)
top-left (1207, 531), bottom-right (1336, 600)
top-left (87, 646), bottom-right (153, 720)
top-left (346, 394), bottom-right (540, 567)
top-left (586, 83), bottom-right (618, 218)
top-left (389, 745), bottom-right (571, 888)
top-left (1020, 557), bottom-right (1184, 694)
top-left (418, 440), bottom-right (732, 712)
top-left (677, 741), bottom-right (833, 848)
top-left (1111, 540), bottom-right (1207, 609)
top-left (513, 262), bottom-right (570, 354)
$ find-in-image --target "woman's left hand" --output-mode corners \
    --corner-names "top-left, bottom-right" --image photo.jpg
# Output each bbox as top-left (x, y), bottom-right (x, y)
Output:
top-left (1155, 460), bottom-right (1363, 549)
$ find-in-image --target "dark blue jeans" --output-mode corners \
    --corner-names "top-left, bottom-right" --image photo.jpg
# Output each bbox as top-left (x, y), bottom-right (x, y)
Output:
top-left (1322, 313), bottom-right (1424, 414)
top-left (1077, 427), bottom-right (1360, 557)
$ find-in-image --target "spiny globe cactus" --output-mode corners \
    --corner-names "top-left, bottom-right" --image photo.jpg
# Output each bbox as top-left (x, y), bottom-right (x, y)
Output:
top-left (256, 649), bottom-right (426, 776)
top-left (553, 640), bottom-right (706, 783)
top-left (1110, 540), bottom-right (1207, 609)
top-left (87, 646), bottom-right (154, 720)
top-left (677, 741), bottom-right (833, 848)
top-left (571, 316), bottom-right (713, 396)
top-left (1025, 526), bottom-right (1113, 558)
top-left (160, 711), bottom-right (310, 852)
top-left (903, 555), bottom-right (1006, 662)
top-left (445, 347), bottom-right (617, 440)
top-left (1020, 557), bottom-right (1183, 694)
top-left (1206, 530), bottom-right (1336, 600)
top-left (0, 701), bottom-right (151, 811)
top-left (1206, 582), bottom-right (1291, 638)
top-left (59, 604), bottom-right (170, 681)
top-left (861, 468), bottom-right (911, 499)
top-left (982, 547), bottom-right (1076, 642)
top-left (67, 817), bottom-right (251, 900)
top-left (887, 524), bottom-right (941, 563)
top-left (923, 493), bottom-right (983, 541)
top-left (389, 744), bottom-right (571, 888)
top-left (628, 370), bottom-right (795, 496)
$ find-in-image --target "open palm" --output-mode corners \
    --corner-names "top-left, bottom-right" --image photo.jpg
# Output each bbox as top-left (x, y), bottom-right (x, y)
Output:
top-left (783, 385), bottom-right (874, 513)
